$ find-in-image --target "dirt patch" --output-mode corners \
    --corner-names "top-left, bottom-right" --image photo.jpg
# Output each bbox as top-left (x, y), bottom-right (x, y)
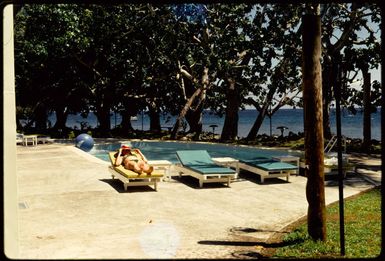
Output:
top-left (226, 216), bottom-right (309, 258)
top-left (259, 216), bottom-right (308, 257)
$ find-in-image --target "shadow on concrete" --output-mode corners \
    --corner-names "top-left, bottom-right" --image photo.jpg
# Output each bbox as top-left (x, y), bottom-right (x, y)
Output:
top-left (349, 154), bottom-right (381, 171)
top-left (231, 250), bottom-right (265, 259)
top-left (229, 227), bottom-right (292, 234)
top-left (324, 172), bottom-right (379, 188)
top-left (198, 237), bottom-right (304, 258)
top-left (99, 178), bottom-right (157, 193)
top-left (356, 165), bottom-right (381, 172)
top-left (239, 171), bottom-right (291, 185)
top-left (171, 176), bottom-right (230, 189)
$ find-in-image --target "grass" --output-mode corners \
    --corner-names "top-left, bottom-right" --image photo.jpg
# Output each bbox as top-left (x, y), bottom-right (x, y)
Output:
top-left (270, 187), bottom-right (381, 258)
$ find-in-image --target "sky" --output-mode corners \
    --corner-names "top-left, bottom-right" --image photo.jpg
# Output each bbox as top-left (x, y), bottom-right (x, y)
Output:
top-left (243, 3), bottom-right (381, 110)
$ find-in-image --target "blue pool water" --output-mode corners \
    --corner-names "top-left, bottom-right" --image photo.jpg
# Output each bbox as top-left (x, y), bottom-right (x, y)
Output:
top-left (89, 140), bottom-right (302, 164)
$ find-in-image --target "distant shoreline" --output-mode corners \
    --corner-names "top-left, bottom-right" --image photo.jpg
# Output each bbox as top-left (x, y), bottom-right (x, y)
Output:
top-left (19, 108), bottom-right (381, 140)
top-left (55, 109), bottom-right (383, 140)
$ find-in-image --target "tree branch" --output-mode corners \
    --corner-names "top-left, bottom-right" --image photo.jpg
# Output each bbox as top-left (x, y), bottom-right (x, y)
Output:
top-left (177, 60), bottom-right (187, 100)
top-left (193, 35), bottom-right (201, 43)
top-left (271, 89), bottom-right (301, 115)
top-left (346, 69), bottom-right (359, 82)
top-left (331, 4), bottom-right (360, 53)
top-left (352, 39), bottom-right (373, 45)
top-left (245, 97), bottom-right (261, 111)
top-left (72, 52), bottom-right (102, 78)
top-left (180, 68), bottom-right (194, 80)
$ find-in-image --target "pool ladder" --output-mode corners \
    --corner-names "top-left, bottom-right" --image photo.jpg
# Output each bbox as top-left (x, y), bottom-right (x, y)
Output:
top-left (324, 135), bottom-right (346, 154)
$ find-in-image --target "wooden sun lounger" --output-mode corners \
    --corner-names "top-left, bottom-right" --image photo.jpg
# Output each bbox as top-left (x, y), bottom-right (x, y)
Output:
top-left (108, 152), bottom-right (164, 191)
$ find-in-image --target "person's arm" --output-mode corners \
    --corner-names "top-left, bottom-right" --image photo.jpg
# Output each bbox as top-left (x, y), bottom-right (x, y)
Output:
top-left (133, 149), bottom-right (147, 162)
top-left (114, 149), bottom-right (123, 166)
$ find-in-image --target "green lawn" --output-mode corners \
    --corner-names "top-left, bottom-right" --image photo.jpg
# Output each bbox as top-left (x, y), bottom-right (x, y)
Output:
top-left (271, 187), bottom-right (381, 258)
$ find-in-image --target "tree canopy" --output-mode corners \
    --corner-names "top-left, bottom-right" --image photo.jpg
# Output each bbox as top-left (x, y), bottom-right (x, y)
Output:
top-left (14, 3), bottom-right (381, 140)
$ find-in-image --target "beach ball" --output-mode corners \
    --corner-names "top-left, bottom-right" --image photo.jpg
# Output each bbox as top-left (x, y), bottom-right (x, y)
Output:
top-left (75, 133), bottom-right (94, 152)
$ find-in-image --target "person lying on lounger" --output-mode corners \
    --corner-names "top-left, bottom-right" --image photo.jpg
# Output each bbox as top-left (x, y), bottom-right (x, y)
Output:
top-left (114, 145), bottom-right (154, 174)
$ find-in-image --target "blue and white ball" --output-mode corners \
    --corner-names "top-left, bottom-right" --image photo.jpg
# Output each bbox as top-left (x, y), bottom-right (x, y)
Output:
top-left (75, 133), bottom-right (94, 152)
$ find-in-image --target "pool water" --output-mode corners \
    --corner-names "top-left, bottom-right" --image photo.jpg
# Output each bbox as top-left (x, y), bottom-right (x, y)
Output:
top-left (89, 140), bottom-right (302, 164)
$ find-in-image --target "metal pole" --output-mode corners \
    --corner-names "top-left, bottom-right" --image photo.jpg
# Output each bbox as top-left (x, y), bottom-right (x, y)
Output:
top-left (141, 110), bottom-right (144, 140)
top-left (269, 104), bottom-right (272, 137)
top-left (380, 5), bottom-right (385, 254)
top-left (141, 110), bottom-right (144, 132)
top-left (335, 59), bottom-right (345, 256)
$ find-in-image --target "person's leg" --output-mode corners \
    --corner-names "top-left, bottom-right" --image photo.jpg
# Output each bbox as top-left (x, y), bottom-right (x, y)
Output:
top-left (138, 161), bottom-right (153, 174)
top-left (125, 161), bottom-right (142, 173)
top-left (145, 164), bottom-right (154, 174)
top-left (132, 162), bottom-right (142, 173)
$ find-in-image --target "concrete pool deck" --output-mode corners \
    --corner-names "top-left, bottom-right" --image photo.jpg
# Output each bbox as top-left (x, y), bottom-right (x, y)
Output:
top-left (15, 143), bottom-right (381, 259)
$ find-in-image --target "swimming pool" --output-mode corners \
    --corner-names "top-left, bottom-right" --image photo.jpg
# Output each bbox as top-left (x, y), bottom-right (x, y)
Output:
top-left (89, 140), bottom-right (302, 164)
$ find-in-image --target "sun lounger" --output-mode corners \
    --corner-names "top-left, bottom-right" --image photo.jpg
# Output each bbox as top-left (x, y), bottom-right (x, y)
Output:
top-left (16, 133), bottom-right (23, 145)
top-left (238, 157), bottom-right (298, 183)
top-left (323, 154), bottom-right (354, 177)
top-left (298, 154), bottom-right (354, 177)
top-left (37, 135), bottom-right (53, 144)
top-left (108, 151), bottom-right (164, 191)
top-left (175, 150), bottom-right (238, 188)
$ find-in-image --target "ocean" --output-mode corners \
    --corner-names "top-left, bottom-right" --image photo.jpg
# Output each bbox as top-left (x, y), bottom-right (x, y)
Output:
top-left (49, 108), bottom-right (381, 140)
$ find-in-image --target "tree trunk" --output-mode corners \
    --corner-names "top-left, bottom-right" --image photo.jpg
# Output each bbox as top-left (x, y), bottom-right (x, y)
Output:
top-left (34, 104), bottom-right (48, 132)
top-left (120, 97), bottom-right (139, 132)
top-left (362, 70), bottom-right (371, 151)
top-left (120, 111), bottom-right (135, 132)
top-left (170, 87), bottom-right (203, 139)
top-left (246, 104), bottom-right (269, 140)
top-left (221, 78), bottom-right (239, 141)
top-left (302, 13), bottom-right (326, 241)
top-left (95, 105), bottom-right (111, 137)
top-left (185, 102), bottom-right (203, 139)
top-left (221, 52), bottom-right (252, 141)
top-left (148, 102), bottom-right (161, 132)
top-left (246, 84), bottom-right (276, 140)
top-left (53, 108), bottom-right (69, 130)
top-left (171, 67), bottom-right (209, 140)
